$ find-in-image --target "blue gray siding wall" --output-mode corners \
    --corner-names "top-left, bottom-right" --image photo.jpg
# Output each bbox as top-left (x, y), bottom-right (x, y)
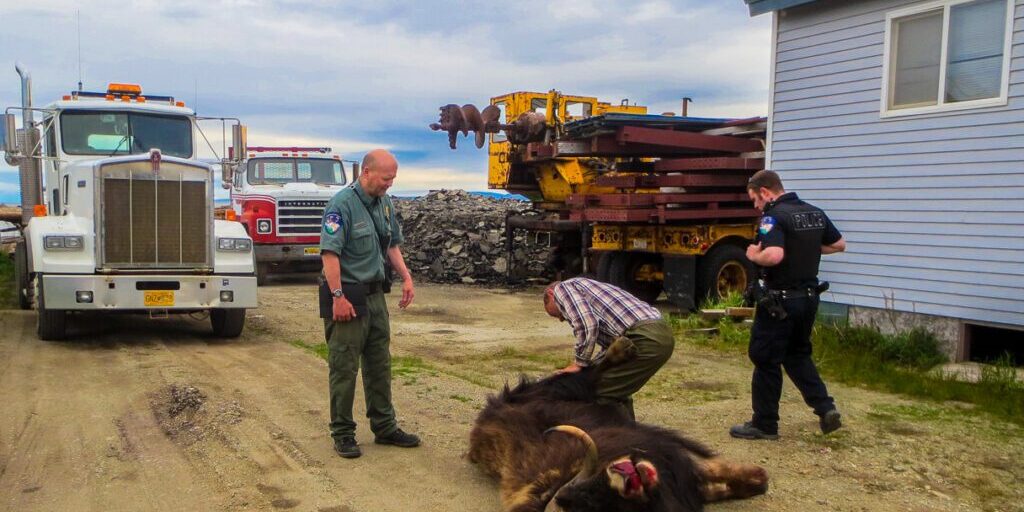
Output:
top-left (769, 0), bottom-right (1024, 327)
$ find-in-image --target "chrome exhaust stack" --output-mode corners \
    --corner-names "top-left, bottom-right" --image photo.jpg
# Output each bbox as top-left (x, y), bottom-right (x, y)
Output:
top-left (14, 63), bottom-right (42, 224)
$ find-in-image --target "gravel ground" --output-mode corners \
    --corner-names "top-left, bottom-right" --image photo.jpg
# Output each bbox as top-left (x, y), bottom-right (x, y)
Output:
top-left (1, 277), bottom-right (1021, 511)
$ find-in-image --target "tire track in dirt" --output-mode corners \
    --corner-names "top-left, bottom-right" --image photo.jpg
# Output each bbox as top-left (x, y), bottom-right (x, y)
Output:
top-left (138, 314), bottom-right (498, 512)
top-left (0, 312), bottom-right (223, 512)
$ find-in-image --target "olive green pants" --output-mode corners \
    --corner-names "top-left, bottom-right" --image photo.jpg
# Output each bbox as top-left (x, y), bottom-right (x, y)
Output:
top-left (324, 292), bottom-right (397, 439)
top-left (595, 319), bottom-right (676, 419)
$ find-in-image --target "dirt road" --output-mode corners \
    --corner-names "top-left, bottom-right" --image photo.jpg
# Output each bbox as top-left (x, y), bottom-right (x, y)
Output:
top-left (1, 277), bottom-right (1022, 511)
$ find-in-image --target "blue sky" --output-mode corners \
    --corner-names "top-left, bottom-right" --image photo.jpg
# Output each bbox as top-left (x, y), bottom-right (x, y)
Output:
top-left (0, 1), bottom-right (770, 203)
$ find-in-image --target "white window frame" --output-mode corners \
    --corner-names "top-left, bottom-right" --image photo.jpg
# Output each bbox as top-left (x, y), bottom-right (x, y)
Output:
top-left (880, 0), bottom-right (1015, 118)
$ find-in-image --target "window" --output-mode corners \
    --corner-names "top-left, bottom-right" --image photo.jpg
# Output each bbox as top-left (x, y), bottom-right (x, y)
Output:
top-left (882, 0), bottom-right (1013, 116)
top-left (246, 158), bottom-right (346, 185)
top-left (491, 101), bottom-right (508, 144)
top-left (530, 98), bottom-right (548, 117)
top-left (60, 111), bottom-right (193, 157)
top-left (565, 101), bottom-right (593, 120)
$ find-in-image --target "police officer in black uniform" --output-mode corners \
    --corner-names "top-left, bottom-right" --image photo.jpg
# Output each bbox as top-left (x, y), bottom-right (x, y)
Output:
top-left (730, 170), bottom-right (847, 441)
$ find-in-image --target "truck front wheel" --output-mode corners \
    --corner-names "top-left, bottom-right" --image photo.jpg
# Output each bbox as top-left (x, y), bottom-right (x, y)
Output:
top-left (211, 308), bottom-right (246, 338)
top-left (14, 241), bottom-right (32, 310)
top-left (256, 262), bottom-right (270, 286)
top-left (36, 278), bottom-right (67, 341)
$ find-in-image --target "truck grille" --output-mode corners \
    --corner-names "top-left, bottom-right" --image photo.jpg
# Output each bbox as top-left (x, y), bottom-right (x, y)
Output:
top-left (100, 161), bottom-right (211, 268)
top-left (277, 199), bottom-right (327, 236)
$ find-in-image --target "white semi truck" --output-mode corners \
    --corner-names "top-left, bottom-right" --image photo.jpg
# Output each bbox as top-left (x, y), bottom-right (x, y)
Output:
top-left (2, 65), bottom-right (257, 340)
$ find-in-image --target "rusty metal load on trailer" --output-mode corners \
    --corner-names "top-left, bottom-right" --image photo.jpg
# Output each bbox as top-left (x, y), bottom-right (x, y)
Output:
top-left (428, 91), bottom-right (765, 308)
top-left (519, 114), bottom-right (768, 225)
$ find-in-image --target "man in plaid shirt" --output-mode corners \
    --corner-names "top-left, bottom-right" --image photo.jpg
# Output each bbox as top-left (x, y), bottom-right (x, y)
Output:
top-left (544, 277), bottom-right (675, 419)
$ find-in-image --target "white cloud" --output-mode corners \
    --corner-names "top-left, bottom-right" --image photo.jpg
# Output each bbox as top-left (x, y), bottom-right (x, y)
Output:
top-left (0, 0), bottom-right (772, 203)
top-left (391, 165), bottom-right (486, 193)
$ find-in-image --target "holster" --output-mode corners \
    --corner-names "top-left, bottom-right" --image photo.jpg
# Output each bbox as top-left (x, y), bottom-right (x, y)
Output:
top-left (318, 276), bottom-right (370, 320)
top-left (759, 292), bottom-right (788, 320)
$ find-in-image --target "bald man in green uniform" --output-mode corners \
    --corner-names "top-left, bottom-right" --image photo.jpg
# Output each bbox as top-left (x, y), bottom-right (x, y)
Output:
top-left (320, 149), bottom-right (419, 459)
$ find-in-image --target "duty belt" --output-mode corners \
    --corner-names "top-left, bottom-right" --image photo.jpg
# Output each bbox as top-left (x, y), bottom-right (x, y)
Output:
top-left (772, 288), bottom-right (815, 300)
top-left (770, 281), bottom-right (829, 300)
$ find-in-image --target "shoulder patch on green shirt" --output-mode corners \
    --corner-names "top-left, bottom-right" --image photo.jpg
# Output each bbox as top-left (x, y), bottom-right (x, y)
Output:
top-left (324, 212), bottom-right (342, 234)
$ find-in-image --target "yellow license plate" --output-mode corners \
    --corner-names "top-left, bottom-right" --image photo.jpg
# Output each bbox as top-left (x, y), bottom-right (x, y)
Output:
top-left (144, 291), bottom-right (175, 307)
top-left (304, 247), bottom-right (321, 255)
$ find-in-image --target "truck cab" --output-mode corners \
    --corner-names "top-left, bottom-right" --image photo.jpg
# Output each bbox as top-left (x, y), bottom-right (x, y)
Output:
top-left (3, 73), bottom-right (257, 340)
top-left (227, 147), bottom-right (351, 284)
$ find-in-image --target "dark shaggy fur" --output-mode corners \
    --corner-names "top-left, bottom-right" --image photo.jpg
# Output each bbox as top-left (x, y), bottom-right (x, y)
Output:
top-left (469, 364), bottom-right (768, 512)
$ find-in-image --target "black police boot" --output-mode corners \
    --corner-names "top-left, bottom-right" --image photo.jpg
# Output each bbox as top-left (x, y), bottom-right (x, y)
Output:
top-left (334, 436), bottom-right (362, 459)
top-left (820, 409), bottom-right (842, 435)
top-left (375, 428), bottom-right (421, 448)
top-left (729, 422), bottom-right (780, 440)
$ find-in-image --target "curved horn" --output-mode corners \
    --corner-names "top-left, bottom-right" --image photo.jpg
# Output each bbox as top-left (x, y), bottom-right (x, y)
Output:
top-left (544, 425), bottom-right (600, 478)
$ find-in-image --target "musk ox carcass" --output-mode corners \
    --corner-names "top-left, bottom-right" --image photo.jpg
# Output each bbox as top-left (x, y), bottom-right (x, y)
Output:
top-left (468, 339), bottom-right (768, 512)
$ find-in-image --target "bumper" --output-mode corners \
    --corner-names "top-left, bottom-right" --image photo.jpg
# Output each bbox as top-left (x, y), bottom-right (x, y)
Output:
top-left (40, 274), bottom-right (258, 310)
top-left (254, 243), bottom-right (322, 263)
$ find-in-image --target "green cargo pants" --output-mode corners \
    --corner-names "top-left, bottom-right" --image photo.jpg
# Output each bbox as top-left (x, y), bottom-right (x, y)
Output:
top-left (595, 319), bottom-right (676, 420)
top-left (324, 292), bottom-right (397, 440)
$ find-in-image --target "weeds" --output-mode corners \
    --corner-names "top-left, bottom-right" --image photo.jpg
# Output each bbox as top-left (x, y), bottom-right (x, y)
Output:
top-left (289, 339), bottom-right (328, 360)
top-left (0, 254), bottom-right (17, 309)
top-left (669, 313), bottom-right (1024, 426)
top-left (699, 291), bottom-right (746, 310)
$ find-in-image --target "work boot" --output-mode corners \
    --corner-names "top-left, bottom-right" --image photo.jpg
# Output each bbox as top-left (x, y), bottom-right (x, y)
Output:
top-left (729, 422), bottom-right (779, 440)
top-left (334, 436), bottom-right (361, 459)
top-left (375, 428), bottom-right (421, 448)
top-left (820, 409), bottom-right (842, 435)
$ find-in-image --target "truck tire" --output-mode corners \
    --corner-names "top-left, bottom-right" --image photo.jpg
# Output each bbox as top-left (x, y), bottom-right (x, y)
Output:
top-left (211, 308), bottom-right (246, 338)
top-left (14, 241), bottom-right (31, 310)
top-left (599, 251), bottom-right (662, 304)
top-left (36, 282), bottom-right (68, 342)
top-left (595, 252), bottom-right (615, 282)
top-left (696, 244), bottom-right (754, 304)
top-left (256, 262), bottom-right (269, 286)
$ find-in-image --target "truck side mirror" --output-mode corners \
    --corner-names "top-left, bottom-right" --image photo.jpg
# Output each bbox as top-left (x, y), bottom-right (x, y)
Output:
top-left (351, 162), bottom-right (360, 181)
top-left (3, 113), bottom-right (19, 160)
top-left (231, 124), bottom-right (247, 164)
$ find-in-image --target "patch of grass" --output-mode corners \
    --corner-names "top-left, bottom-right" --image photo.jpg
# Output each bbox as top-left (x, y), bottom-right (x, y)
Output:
top-left (816, 326), bottom-right (1024, 426)
top-left (671, 313), bottom-right (1024, 426)
top-left (449, 394), bottom-right (472, 403)
top-left (392, 355), bottom-right (433, 378)
top-left (290, 339), bottom-right (329, 360)
top-left (0, 254), bottom-right (18, 309)
top-left (488, 346), bottom-right (566, 368)
top-left (699, 291), bottom-right (745, 310)
top-left (820, 325), bottom-right (946, 370)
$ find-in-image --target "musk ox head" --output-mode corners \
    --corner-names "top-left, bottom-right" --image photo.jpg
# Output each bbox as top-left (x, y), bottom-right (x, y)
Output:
top-left (542, 426), bottom-right (676, 512)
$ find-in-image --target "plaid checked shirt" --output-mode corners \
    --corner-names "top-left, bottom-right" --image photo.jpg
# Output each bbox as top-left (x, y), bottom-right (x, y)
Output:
top-left (552, 277), bottom-right (662, 366)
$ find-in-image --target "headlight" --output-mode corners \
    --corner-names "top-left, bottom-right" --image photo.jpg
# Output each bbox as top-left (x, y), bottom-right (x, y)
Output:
top-left (256, 218), bottom-right (272, 234)
top-left (217, 238), bottom-right (252, 251)
top-left (43, 235), bottom-right (84, 251)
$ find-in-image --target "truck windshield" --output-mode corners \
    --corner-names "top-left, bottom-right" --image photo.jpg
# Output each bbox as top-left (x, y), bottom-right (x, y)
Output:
top-left (60, 111), bottom-right (193, 158)
top-left (247, 158), bottom-right (347, 186)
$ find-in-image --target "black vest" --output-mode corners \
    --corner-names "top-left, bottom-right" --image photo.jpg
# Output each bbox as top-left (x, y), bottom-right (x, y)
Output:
top-left (759, 193), bottom-right (830, 290)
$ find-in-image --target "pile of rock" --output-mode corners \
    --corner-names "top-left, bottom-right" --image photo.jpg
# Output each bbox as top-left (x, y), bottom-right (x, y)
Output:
top-left (394, 190), bottom-right (553, 285)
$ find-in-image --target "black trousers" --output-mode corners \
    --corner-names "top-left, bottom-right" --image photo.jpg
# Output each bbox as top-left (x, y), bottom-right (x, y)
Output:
top-left (748, 295), bottom-right (835, 434)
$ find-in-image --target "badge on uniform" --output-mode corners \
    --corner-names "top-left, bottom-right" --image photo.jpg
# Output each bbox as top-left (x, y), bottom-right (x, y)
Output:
top-left (324, 213), bottom-right (342, 234)
top-left (759, 216), bottom-right (776, 235)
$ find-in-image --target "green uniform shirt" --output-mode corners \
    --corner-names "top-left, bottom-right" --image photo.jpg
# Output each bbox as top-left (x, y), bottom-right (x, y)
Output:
top-left (320, 181), bottom-right (404, 283)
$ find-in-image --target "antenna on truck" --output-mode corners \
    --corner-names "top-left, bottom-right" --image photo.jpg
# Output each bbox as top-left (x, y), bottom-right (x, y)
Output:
top-left (76, 10), bottom-right (83, 91)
